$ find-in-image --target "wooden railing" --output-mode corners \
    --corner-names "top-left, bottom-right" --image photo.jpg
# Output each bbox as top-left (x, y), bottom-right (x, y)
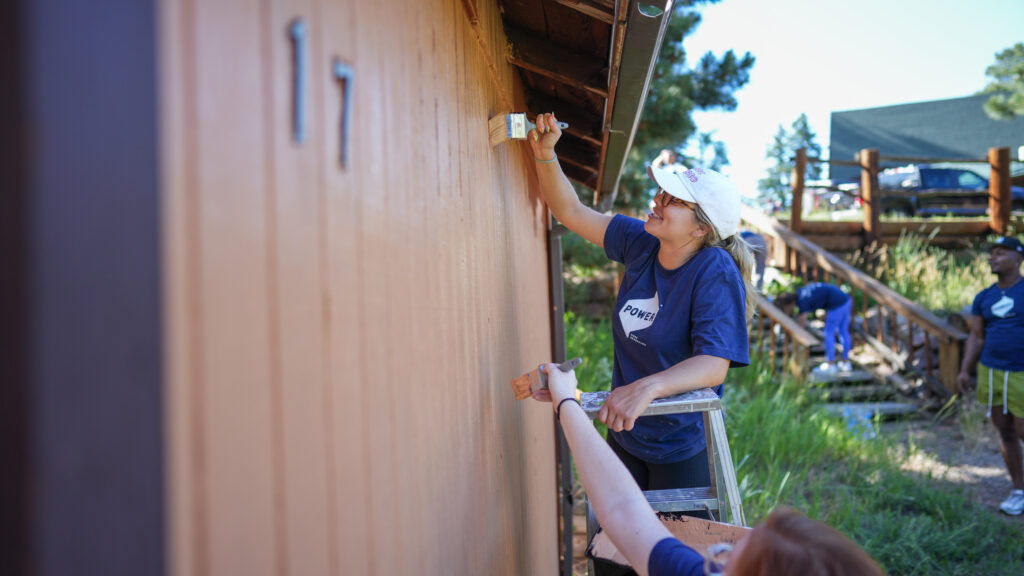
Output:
top-left (787, 146), bottom-right (1014, 247)
top-left (751, 294), bottom-right (821, 380)
top-left (743, 206), bottom-right (968, 398)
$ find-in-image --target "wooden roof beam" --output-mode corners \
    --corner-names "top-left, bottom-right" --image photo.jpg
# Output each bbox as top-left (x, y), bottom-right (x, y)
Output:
top-left (504, 26), bottom-right (609, 99)
top-left (563, 163), bottom-right (598, 186)
top-left (559, 154), bottom-right (599, 177)
top-left (555, 135), bottom-right (601, 164)
top-left (527, 93), bottom-right (603, 148)
top-left (551, 0), bottom-right (615, 25)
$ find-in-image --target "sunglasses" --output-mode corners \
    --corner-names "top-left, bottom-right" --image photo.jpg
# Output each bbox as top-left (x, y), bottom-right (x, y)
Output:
top-left (654, 189), bottom-right (695, 210)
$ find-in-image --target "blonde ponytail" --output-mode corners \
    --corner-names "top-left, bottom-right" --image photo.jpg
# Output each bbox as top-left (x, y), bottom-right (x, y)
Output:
top-left (693, 206), bottom-right (757, 320)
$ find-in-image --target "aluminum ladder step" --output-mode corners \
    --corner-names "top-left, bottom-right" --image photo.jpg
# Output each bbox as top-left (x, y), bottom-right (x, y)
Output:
top-left (644, 486), bottom-right (719, 513)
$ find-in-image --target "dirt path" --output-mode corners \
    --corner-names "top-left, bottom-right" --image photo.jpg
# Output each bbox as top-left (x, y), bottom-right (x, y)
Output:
top-left (882, 408), bottom-right (1024, 525)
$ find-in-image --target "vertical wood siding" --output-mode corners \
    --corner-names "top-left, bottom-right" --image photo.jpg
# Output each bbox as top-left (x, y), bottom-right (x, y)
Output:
top-left (161, 1), bottom-right (558, 574)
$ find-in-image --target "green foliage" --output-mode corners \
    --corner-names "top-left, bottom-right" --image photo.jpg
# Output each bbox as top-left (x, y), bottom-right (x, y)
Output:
top-left (613, 0), bottom-right (755, 212)
top-left (726, 354), bottom-right (1022, 574)
top-left (757, 113), bottom-right (823, 209)
top-left (561, 230), bottom-right (618, 319)
top-left (874, 231), bottom-right (992, 314)
top-left (981, 42), bottom-right (1024, 119)
top-left (565, 311), bottom-right (615, 438)
top-left (564, 311), bottom-right (614, 394)
top-left (562, 229), bottom-right (610, 270)
top-left (763, 270), bottom-right (803, 298)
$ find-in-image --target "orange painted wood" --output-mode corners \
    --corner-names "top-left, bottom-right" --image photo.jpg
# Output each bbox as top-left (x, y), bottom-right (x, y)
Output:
top-left (860, 148), bottom-right (880, 244)
top-left (164, 1), bottom-right (558, 575)
top-left (160, 0), bottom-right (201, 573)
top-left (267, 2), bottom-right (333, 575)
top-left (790, 148), bottom-right (805, 234)
top-left (989, 147), bottom-right (1011, 235)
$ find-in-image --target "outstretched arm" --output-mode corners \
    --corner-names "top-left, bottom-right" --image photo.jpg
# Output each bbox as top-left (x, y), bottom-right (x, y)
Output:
top-left (536, 364), bottom-right (673, 576)
top-left (528, 113), bottom-right (612, 248)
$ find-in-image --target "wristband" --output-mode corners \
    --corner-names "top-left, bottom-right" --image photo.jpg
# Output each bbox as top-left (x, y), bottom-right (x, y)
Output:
top-left (556, 397), bottom-right (582, 421)
top-left (535, 153), bottom-right (558, 164)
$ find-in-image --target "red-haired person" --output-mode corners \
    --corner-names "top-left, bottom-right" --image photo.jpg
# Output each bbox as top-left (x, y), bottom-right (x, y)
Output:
top-left (535, 363), bottom-right (884, 576)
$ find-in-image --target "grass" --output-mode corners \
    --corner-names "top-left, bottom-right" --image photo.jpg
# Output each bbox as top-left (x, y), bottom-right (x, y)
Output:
top-left (870, 231), bottom-right (992, 314)
top-left (724, 352), bottom-right (1023, 575)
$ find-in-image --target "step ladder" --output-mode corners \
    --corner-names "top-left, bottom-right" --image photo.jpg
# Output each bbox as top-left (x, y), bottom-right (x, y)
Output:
top-left (579, 388), bottom-right (745, 574)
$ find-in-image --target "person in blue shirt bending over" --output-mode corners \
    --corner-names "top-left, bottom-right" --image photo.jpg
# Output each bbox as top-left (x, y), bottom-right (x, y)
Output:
top-left (533, 363), bottom-right (884, 576)
top-left (956, 236), bottom-right (1024, 516)
top-left (775, 283), bottom-right (853, 374)
top-left (527, 114), bottom-right (752, 524)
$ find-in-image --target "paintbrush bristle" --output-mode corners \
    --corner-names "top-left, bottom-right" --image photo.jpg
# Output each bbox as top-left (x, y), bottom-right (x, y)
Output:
top-left (510, 372), bottom-right (533, 400)
top-left (488, 114), bottom-right (510, 147)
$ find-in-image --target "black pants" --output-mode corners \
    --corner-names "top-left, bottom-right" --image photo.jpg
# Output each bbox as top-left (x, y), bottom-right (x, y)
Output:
top-left (591, 435), bottom-right (711, 576)
top-left (607, 433), bottom-right (711, 491)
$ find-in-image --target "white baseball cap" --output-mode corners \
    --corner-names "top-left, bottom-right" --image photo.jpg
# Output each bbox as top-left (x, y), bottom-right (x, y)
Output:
top-left (647, 164), bottom-right (741, 239)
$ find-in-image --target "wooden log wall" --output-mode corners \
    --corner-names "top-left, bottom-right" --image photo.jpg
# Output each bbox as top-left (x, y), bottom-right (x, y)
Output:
top-left (161, 1), bottom-right (557, 574)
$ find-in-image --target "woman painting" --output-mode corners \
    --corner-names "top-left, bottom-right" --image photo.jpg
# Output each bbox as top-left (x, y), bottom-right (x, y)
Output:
top-left (528, 113), bottom-right (754, 494)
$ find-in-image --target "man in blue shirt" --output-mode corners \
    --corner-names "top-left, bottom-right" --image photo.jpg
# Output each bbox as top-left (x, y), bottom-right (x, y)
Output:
top-left (957, 236), bottom-right (1024, 516)
top-left (776, 283), bottom-right (853, 374)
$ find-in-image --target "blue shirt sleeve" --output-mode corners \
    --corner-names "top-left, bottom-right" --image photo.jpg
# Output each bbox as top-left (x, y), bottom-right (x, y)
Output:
top-left (648, 537), bottom-right (706, 576)
top-left (971, 289), bottom-right (984, 317)
top-left (689, 250), bottom-right (750, 367)
top-left (604, 214), bottom-right (656, 265)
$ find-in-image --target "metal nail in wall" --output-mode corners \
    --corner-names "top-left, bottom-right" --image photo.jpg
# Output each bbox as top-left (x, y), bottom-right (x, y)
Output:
top-left (289, 19), bottom-right (307, 143)
top-left (333, 60), bottom-right (354, 169)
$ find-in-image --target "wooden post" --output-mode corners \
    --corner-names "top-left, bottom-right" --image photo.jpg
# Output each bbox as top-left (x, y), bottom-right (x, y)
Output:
top-left (790, 148), bottom-right (806, 234)
top-left (782, 332), bottom-right (789, 376)
top-left (989, 147), bottom-right (1011, 235)
top-left (924, 332), bottom-right (933, 377)
top-left (939, 339), bottom-right (961, 394)
top-left (860, 148), bottom-right (880, 245)
top-left (860, 289), bottom-right (867, 326)
top-left (791, 343), bottom-right (810, 381)
top-left (890, 311), bottom-right (898, 353)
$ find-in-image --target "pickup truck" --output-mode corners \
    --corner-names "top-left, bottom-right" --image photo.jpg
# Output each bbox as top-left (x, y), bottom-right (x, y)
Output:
top-left (878, 165), bottom-right (1024, 217)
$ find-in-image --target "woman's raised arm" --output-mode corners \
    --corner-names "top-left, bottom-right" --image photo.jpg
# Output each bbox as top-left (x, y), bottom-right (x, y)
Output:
top-left (529, 113), bottom-right (612, 248)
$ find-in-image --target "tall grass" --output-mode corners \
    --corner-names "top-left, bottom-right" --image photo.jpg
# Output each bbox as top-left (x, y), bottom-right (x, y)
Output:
top-left (873, 231), bottom-right (992, 314)
top-left (725, 352), bottom-right (1022, 575)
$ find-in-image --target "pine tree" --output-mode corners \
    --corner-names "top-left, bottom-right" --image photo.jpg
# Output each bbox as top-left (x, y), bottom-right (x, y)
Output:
top-left (611, 0), bottom-right (754, 211)
top-left (981, 42), bottom-right (1024, 119)
top-left (757, 113), bottom-right (822, 209)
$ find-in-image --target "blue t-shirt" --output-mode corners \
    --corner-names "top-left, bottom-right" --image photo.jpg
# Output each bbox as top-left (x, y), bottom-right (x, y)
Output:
top-left (972, 280), bottom-right (1024, 371)
top-left (604, 215), bottom-right (750, 463)
top-left (648, 537), bottom-right (706, 576)
top-left (796, 282), bottom-right (850, 313)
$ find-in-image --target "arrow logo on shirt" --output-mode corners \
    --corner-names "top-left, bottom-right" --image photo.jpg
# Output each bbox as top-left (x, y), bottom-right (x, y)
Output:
top-left (619, 292), bottom-right (659, 338)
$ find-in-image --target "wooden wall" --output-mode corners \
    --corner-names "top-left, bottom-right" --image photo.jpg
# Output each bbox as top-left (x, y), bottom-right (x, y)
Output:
top-left (161, 1), bottom-right (558, 574)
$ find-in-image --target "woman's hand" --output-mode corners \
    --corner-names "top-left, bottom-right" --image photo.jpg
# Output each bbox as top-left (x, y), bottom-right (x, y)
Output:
top-left (598, 380), bottom-right (656, 432)
top-left (528, 113), bottom-right (562, 162)
top-left (534, 363), bottom-right (578, 408)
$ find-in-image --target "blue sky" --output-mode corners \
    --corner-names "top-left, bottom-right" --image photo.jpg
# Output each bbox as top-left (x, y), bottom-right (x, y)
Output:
top-left (681, 0), bottom-right (1024, 197)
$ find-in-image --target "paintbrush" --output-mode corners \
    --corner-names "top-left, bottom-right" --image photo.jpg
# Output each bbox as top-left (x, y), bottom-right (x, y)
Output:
top-left (510, 357), bottom-right (583, 401)
top-left (488, 113), bottom-right (569, 148)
